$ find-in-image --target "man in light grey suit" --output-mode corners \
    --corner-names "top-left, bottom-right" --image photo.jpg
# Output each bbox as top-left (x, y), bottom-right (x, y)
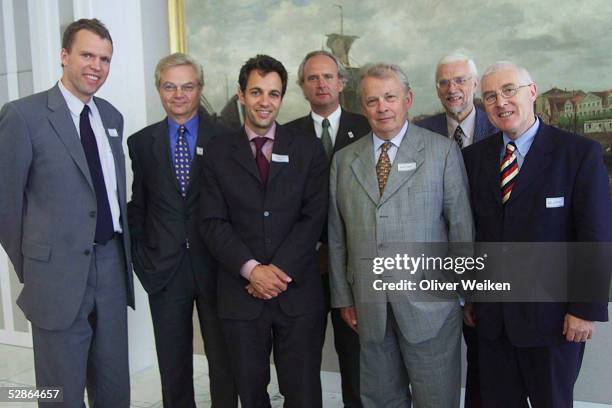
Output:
top-left (0, 19), bottom-right (133, 407)
top-left (328, 63), bottom-right (474, 407)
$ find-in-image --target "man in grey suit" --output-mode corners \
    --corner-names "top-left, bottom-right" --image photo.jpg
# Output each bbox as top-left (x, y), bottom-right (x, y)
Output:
top-left (328, 63), bottom-right (474, 407)
top-left (0, 19), bottom-right (133, 407)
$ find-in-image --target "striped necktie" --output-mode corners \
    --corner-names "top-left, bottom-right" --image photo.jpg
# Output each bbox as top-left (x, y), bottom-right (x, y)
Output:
top-left (500, 141), bottom-right (518, 204)
top-left (453, 125), bottom-right (465, 148)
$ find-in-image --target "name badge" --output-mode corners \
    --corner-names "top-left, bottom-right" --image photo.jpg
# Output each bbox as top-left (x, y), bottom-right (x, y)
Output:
top-left (271, 153), bottom-right (289, 163)
top-left (348, 131), bottom-right (355, 139)
top-left (108, 128), bottom-right (119, 137)
top-left (397, 162), bottom-right (416, 172)
top-left (196, 147), bottom-right (204, 156)
top-left (546, 197), bottom-right (564, 208)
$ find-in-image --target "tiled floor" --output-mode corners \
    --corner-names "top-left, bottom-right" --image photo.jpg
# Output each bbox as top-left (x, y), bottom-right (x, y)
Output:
top-left (0, 343), bottom-right (609, 407)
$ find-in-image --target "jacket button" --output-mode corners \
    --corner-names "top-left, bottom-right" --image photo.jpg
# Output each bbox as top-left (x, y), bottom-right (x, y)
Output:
top-left (264, 211), bottom-right (270, 217)
top-left (89, 211), bottom-right (96, 218)
top-left (84, 249), bottom-right (91, 255)
top-left (265, 238), bottom-right (272, 244)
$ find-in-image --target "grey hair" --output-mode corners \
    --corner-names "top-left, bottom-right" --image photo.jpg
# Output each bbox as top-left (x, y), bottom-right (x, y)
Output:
top-left (155, 52), bottom-right (205, 89)
top-left (436, 52), bottom-right (478, 80)
top-left (296, 50), bottom-right (347, 86)
top-left (481, 61), bottom-right (533, 85)
top-left (358, 63), bottom-right (411, 96)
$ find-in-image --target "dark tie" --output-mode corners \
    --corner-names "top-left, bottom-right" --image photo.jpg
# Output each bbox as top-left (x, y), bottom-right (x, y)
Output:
top-left (453, 125), bottom-right (465, 148)
top-left (174, 125), bottom-right (191, 197)
top-left (80, 105), bottom-right (114, 244)
top-left (500, 142), bottom-right (519, 204)
top-left (321, 118), bottom-right (333, 160)
top-left (376, 141), bottom-right (393, 195)
top-left (252, 137), bottom-right (269, 185)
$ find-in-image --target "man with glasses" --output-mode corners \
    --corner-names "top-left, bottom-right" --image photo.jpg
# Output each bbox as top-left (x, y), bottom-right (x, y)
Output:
top-left (462, 61), bottom-right (612, 406)
top-left (127, 53), bottom-right (237, 407)
top-left (416, 52), bottom-right (496, 149)
top-left (416, 52), bottom-right (496, 408)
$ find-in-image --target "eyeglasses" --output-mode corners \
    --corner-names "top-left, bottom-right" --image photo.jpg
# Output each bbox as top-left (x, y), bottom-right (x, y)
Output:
top-left (160, 82), bottom-right (200, 93)
top-left (482, 84), bottom-right (532, 105)
top-left (436, 76), bottom-right (472, 89)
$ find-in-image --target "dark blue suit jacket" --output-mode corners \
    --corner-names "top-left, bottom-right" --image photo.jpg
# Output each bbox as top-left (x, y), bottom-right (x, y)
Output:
top-left (462, 122), bottom-right (612, 347)
top-left (416, 107), bottom-right (497, 145)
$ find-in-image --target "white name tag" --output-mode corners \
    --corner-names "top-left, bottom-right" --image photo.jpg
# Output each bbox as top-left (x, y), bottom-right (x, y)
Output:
top-left (271, 153), bottom-right (289, 163)
top-left (196, 147), bottom-right (204, 156)
top-left (108, 128), bottom-right (118, 137)
top-left (348, 131), bottom-right (355, 139)
top-left (398, 162), bottom-right (416, 172)
top-left (546, 197), bottom-right (564, 208)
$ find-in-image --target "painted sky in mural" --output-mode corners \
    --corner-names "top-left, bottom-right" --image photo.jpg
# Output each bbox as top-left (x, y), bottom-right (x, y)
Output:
top-left (186, 0), bottom-right (612, 122)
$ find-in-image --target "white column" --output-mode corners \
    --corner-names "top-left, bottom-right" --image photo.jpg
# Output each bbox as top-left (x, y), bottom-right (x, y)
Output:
top-left (27, 0), bottom-right (61, 92)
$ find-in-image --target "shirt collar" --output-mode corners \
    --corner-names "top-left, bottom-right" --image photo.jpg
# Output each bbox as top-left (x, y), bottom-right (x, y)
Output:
top-left (311, 105), bottom-right (342, 129)
top-left (245, 122), bottom-right (277, 142)
top-left (58, 79), bottom-right (88, 116)
top-left (503, 117), bottom-right (540, 157)
top-left (373, 120), bottom-right (408, 151)
top-left (446, 105), bottom-right (476, 139)
top-left (167, 114), bottom-right (200, 137)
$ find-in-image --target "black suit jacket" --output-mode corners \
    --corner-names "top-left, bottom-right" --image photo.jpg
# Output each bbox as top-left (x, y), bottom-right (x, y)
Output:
top-left (201, 123), bottom-right (328, 320)
top-left (127, 112), bottom-right (227, 295)
top-left (285, 109), bottom-right (371, 249)
top-left (284, 109), bottom-right (371, 155)
top-left (462, 122), bottom-right (612, 347)
top-left (416, 107), bottom-right (497, 145)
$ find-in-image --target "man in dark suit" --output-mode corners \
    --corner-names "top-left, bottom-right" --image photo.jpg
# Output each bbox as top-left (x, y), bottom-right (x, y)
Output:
top-left (462, 61), bottom-right (612, 407)
top-left (127, 53), bottom-right (236, 408)
top-left (201, 54), bottom-right (328, 408)
top-left (416, 52), bottom-right (496, 148)
top-left (416, 52), bottom-right (496, 408)
top-left (285, 50), bottom-right (370, 408)
top-left (0, 19), bottom-right (134, 406)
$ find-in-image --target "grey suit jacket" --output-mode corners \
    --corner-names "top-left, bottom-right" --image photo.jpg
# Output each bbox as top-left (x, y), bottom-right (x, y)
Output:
top-left (328, 122), bottom-right (474, 343)
top-left (0, 84), bottom-right (134, 331)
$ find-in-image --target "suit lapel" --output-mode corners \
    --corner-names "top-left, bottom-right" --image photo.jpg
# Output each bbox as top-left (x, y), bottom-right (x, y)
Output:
top-left (268, 125), bottom-right (293, 185)
top-left (96, 97), bottom-right (127, 206)
top-left (47, 86), bottom-right (93, 190)
top-left (350, 134), bottom-right (380, 204)
top-left (474, 108), bottom-right (496, 143)
top-left (505, 123), bottom-right (555, 206)
top-left (379, 125), bottom-right (424, 206)
top-left (334, 110), bottom-right (352, 152)
top-left (152, 119), bottom-right (182, 193)
top-left (232, 128), bottom-right (262, 184)
top-left (187, 113), bottom-right (214, 195)
top-left (481, 133), bottom-right (504, 208)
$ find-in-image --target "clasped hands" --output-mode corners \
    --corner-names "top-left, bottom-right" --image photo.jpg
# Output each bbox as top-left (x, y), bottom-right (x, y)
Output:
top-left (245, 264), bottom-right (292, 300)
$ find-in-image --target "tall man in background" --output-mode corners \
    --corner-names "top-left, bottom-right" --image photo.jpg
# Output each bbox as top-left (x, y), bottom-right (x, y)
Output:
top-left (416, 52), bottom-right (496, 148)
top-left (201, 54), bottom-right (328, 407)
top-left (285, 50), bottom-right (370, 408)
top-left (0, 19), bottom-right (134, 407)
top-left (128, 53), bottom-right (237, 407)
top-left (416, 52), bottom-right (496, 408)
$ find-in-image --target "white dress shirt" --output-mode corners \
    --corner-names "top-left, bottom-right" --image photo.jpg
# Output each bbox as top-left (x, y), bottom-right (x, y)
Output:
top-left (446, 106), bottom-right (476, 147)
top-left (373, 120), bottom-right (408, 164)
top-left (58, 79), bottom-right (122, 233)
top-left (311, 105), bottom-right (342, 146)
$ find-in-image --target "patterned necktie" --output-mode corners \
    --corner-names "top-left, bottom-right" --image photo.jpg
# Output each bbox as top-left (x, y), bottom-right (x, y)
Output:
top-left (252, 137), bottom-right (269, 185)
top-left (174, 125), bottom-right (191, 197)
top-left (500, 141), bottom-right (519, 204)
top-left (80, 105), bottom-right (114, 244)
top-left (453, 125), bottom-right (465, 148)
top-left (376, 141), bottom-right (393, 195)
top-left (321, 118), bottom-right (333, 161)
